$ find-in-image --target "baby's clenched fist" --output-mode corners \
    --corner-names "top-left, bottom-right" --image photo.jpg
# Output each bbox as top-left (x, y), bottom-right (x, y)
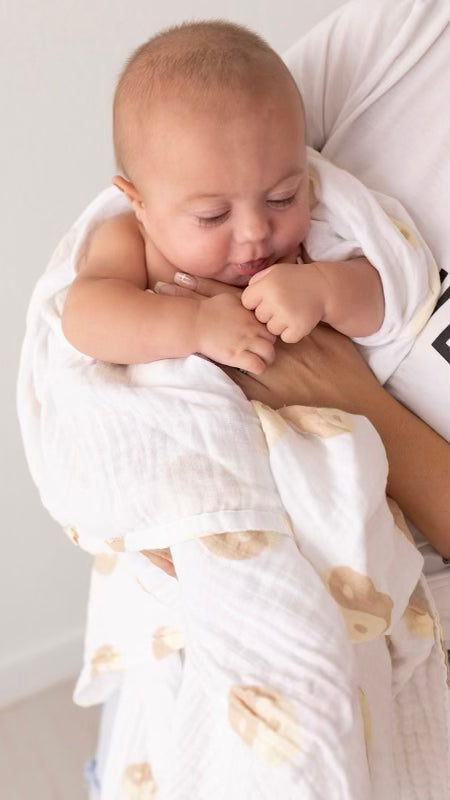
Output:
top-left (195, 293), bottom-right (276, 374)
top-left (241, 262), bottom-right (327, 343)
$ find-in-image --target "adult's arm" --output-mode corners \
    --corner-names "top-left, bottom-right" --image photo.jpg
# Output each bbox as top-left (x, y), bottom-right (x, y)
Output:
top-left (158, 276), bottom-right (450, 558)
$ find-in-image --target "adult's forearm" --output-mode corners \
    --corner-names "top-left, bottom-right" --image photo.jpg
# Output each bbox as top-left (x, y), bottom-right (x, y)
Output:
top-left (360, 388), bottom-right (450, 558)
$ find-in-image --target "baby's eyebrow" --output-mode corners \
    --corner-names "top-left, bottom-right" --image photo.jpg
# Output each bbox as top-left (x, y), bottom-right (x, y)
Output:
top-left (185, 192), bottom-right (224, 202)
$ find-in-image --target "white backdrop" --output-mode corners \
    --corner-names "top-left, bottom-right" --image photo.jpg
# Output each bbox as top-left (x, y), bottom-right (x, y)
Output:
top-left (0, 0), bottom-right (345, 706)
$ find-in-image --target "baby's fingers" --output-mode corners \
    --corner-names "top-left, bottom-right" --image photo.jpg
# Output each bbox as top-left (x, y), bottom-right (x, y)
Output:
top-left (253, 302), bottom-right (275, 325)
top-left (241, 283), bottom-right (261, 310)
top-left (279, 316), bottom-right (318, 343)
top-left (234, 336), bottom-right (275, 374)
top-left (247, 264), bottom-right (275, 284)
top-left (250, 336), bottom-right (276, 366)
top-left (237, 351), bottom-right (267, 375)
top-left (266, 316), bottom-right (289, 337)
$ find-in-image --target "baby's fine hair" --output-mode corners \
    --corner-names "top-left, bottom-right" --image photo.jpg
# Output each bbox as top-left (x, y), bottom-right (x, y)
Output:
top-left (113, 20), bottom-right (300, 181)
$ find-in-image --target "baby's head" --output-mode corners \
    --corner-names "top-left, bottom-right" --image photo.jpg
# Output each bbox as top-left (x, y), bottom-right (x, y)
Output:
top-left (113, 21), bottom-right (309, 286)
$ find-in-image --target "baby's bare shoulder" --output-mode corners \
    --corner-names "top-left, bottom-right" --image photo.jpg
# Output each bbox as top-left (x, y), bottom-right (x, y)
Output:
top-left (77, 212), bottom-right (148, 289)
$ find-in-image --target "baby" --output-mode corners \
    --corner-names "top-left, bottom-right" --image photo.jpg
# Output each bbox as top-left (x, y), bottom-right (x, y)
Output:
top-left (62, 20), bottom-right (384, 372)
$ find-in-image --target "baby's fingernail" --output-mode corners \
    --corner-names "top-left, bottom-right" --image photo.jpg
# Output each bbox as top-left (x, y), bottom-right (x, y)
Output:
top-left (174, 272), bottom-right (196, 288)
top-left (154, 281), bottom-right (169, 293)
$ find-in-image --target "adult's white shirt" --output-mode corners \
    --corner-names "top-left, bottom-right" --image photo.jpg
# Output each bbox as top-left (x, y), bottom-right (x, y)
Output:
top-left (284, 0), bottom-right (450, 641)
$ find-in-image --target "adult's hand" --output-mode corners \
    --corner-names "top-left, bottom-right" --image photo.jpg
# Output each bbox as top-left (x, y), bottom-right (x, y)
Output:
top-left (227, 325), bottom-right (383, 412)
top-left (142, 548), bottom-right (177, 578)
top-left (155, 272), bottom-right (242, 299)
top-left (155, 271), bottom-right (382, 413)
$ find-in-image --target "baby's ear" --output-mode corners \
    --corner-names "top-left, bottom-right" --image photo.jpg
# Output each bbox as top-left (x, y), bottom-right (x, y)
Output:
top-left (112, 175), bottom-right (145, 220)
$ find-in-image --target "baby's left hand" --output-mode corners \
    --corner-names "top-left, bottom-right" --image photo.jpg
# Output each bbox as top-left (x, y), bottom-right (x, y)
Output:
top-left (241, 263), bottom-right (327, 343)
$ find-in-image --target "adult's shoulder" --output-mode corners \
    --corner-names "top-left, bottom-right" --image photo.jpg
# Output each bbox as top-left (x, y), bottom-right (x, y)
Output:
top-left (283, 0), bottom-right (450, 149)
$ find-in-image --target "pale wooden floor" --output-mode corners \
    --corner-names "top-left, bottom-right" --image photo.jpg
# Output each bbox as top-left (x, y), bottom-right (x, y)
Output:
top-left (0, 680), bottom-right (100, 800)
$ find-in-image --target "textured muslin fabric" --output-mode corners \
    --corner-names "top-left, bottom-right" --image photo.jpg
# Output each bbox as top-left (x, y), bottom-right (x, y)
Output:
top-left (73, 404), bottom-right (449, 799)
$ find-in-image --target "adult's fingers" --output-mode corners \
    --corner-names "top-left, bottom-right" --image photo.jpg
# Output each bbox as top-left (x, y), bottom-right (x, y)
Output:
top-left (222, 364), bottom-right (273, 404)
top-left (142, 548), bottom-right (177, 578)
top-left (174, 272), bottom-right (242, 298)
top-left (154, 282), bottom-right (198, 299)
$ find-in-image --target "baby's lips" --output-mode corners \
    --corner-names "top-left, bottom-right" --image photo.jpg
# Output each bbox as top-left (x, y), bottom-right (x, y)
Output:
top-left (236, 257), bottom-right (271, 277)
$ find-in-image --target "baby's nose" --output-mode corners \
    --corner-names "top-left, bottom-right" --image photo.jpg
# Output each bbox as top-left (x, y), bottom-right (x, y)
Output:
top-left (234, 210), bottom-right (270, 245)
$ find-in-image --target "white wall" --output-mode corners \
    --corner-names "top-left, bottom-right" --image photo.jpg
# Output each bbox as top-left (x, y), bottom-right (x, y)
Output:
top-left (1, 0), bottom-right (345, 707)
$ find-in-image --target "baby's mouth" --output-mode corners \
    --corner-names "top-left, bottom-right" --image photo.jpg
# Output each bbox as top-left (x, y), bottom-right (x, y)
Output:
top-left (235, 257), bottom-right (272, 276)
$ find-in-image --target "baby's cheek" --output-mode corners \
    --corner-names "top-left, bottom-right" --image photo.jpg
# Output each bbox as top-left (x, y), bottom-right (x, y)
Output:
top-left (297, 204), bottom-right (310, 244)
top-left (279, 207), bottom-right (309, 257)
top-left (181, 233), bottom-right (230, 280)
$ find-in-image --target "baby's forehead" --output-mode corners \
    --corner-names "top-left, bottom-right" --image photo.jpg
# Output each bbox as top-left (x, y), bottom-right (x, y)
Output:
top-left (134, 94), bottom-right (305, 189)
top-left (144, 74), bottom-right (304, 134)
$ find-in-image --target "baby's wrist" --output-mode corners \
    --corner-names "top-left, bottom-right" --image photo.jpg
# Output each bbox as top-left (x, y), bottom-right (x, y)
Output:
top-left (303, 262), bottom-right (329, 323)
top-left (193, 296), bottom-right (215, 354)
top-left (313, 257), bottom-right (384, 337)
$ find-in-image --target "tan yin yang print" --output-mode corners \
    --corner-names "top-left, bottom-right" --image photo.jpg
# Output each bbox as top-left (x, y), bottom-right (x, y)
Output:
top-left (325, 566), bottom-right (393, 642)
top-left (90, 643), bottom-right (122, 679)
top-left (279, 406), bottom-right (353, 438)
top-left (151, 626), bottom-right (185, 660)
top-left (93, 552), bottom-right (118, 575)
top-left (228, 685), bottom-right (301, 766)
top-left (120, 762), bottom-right (157, 799)
top-left (403, 583), bottom-right (435, 638)
top-left (200, 530), bottom-right (278, 559)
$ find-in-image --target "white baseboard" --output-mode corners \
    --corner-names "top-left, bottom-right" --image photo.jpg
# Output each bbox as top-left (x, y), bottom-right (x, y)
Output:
top-left (0, 628), bottom-right (85, 709)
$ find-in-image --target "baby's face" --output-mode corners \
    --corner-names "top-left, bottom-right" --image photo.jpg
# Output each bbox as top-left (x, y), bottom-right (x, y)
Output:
top-left (135, 91), bottom-right (309, 287)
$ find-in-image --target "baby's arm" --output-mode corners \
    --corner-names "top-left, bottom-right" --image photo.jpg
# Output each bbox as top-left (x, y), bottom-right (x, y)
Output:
top-left (241, 258), bottom-right (384, 343)
top-left (62, 213), bottom-right (275, 372)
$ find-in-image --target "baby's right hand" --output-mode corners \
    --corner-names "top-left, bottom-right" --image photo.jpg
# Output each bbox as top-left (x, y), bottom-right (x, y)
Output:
top-left (195, 294), bottom-right (276, 374)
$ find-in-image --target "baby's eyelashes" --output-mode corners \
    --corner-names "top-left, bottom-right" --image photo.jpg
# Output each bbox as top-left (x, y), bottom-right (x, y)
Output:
top-left (267, 194), bottom-right (297, 207)
top-left (196, 211), bottom-right (230, 227)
